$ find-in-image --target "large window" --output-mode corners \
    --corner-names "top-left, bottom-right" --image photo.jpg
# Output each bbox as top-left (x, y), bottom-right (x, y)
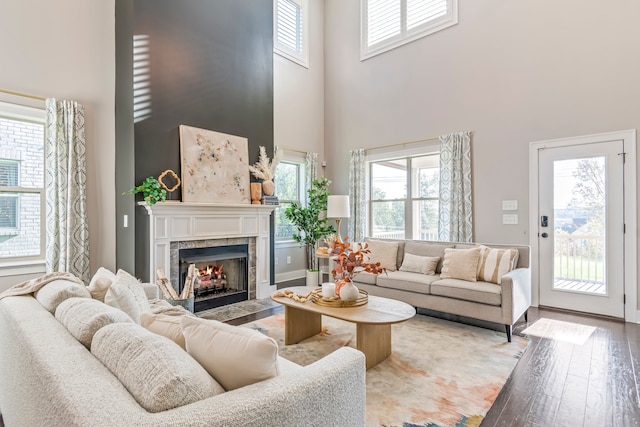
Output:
top-left (274, 160), bottom-right (305, 241)
top-left (369, 154), bottom-right (439, 240)
top-left (0, 102), bottom-right (46, 262)
top-left (361, 0), bottom-right (458, 59)
top-left (274, 0), bottom-right (309, 68)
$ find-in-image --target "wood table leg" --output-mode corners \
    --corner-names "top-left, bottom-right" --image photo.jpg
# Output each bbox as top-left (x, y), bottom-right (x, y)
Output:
top-left (284, 305), bottom-right (322, 345)
top-left (357, 323), bottom-right (391, 370)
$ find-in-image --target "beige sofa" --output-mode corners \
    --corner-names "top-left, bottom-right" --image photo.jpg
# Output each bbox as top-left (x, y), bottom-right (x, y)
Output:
top-left (0, 278), bottom-right (366, 427)
top-left (351, 239), bottom-right (531, 341)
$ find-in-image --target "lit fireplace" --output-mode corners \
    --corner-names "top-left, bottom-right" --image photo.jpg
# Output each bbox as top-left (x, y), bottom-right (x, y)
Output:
top-left (178, 244), bottom-right (249, 312)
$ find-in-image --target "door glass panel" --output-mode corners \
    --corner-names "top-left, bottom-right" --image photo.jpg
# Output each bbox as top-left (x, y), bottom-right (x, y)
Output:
top-left (553, 157), bottom-right (606, 295)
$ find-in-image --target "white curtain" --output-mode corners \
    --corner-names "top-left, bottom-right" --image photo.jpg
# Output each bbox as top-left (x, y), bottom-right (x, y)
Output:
top-left (348, 149), bottom-right (366, 242)
top-left (45, 99), bottom-right (90, 282)
top-left (438, 131), bottom-right (473, 242)
top-left (305, 151), bottom-right (318, 204)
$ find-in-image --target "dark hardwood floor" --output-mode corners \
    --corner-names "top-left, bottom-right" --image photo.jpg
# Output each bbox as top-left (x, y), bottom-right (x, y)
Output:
top-left (231, 280), bottom-right (640, 426)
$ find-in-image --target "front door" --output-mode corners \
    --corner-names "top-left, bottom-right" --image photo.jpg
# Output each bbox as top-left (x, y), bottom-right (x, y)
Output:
top-left (537, 138), bottom-right (625, 318)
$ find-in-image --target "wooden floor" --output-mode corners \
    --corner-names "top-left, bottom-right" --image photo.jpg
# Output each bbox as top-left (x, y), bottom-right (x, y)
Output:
top-left (482, 307), bottom-right (640, 427)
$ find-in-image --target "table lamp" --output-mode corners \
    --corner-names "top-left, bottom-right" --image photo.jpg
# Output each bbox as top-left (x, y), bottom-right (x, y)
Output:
top-left (327, 195), bottom-right (350, 244)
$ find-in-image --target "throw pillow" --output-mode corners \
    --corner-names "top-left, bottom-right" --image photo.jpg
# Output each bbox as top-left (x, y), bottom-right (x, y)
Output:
top-left (104, 269), bottom-right (151, 324)
top-left (140, 311), bottom-right (186, 350)
top-left (180, 316), bottom-right (280, 391)
top-left (439, 247), bottom-right (482, 282)
top-left (91, 323), bottom-right (224, 413)
top-left (399, 253), bottom-right (440, 276)
top-left (34, 279), bottom-right (92, 314)
top-left (55, 297), bottom-right (134, 348)
top-left (477, 245), bottom-right (520, 284)
top-left (87, 267), bottom-right (117, 302)
top-left (364, 239), bottom-right (399, 271)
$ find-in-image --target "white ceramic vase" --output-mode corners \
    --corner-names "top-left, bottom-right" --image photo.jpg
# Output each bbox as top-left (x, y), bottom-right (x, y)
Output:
top-left (262, 179), bottom-right (275, 196)
top-left (339, 281), bottom-right (359, 300)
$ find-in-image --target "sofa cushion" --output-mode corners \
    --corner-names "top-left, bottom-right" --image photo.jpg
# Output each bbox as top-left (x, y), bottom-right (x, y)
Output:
top-left (181, 316), bottom-right (280, 391)
top-left (364, 239), bottom-right (400, 271)
top-left (104, 270), bottom-right (150, 324)
top-left (351, 271), bottom-right (378, 285)
top-left (55, 297), bottom-right (134, 348)
top-left (477, 245), bottom-right (519, 284)
top-left (399, 253), bottom-right (439, 276)
top-left (376, 270), bottom-right (440, 295)
top-left (34, 279), bottom-right (92, 314)
top-left (87, 267), bottom-right (117, 302)
top-left (91, 322), bottom-right (224, 413)
top-left (140, 311), bottom-right (185, 350)
top-left (403, 242), bottom-right (455, 273)
top-left (439, 247), bottom-right (482, 282)
top-left (431, 278), bottom-right (502, 306)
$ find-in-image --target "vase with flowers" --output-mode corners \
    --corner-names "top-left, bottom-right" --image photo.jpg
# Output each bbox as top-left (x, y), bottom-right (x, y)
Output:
top-left (330, 238), bottom-right (386, 300)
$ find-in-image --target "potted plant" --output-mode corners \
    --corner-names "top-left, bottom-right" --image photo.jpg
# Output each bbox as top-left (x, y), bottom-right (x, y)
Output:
top-left (284, 177), bottom-right (335, 286)
top-left (123, 176), bottom-right (167, 205)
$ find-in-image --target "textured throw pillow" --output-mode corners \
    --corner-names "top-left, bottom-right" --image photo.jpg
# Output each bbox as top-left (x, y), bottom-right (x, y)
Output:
top-left (55, 297), bottom-right (134, 348)
top-left (104, 269), bottom-right (151, 324)
top-left (91, 323), bottom-right (224, 412)
top-left (181, 316), bottom-right (280, 391)
top-left (87, 267), bottom-right (117, 302)
top-left (140, 312), bottom-right (186, 350)
top-left (365, 240), bottom-right (399, 271)
top-left (399, 253), bottom-right (440, 276)
top-left (439, 247), bottom-right (482, 282)
top-left (477, 245), bottom-right (520, 284)
top-left (34, 279), bottom-right (92, 314)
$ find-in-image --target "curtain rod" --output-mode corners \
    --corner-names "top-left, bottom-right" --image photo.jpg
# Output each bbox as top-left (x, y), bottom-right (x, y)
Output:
top-left (0, 88), bottom-right (46, 102)
top-left (365, 135), bottom-right (440, 153)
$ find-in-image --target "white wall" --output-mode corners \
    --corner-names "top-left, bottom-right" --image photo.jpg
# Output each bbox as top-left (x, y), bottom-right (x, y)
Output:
top-left (0, 0), bottom-right (116, 289)
top-left (323, 0), bottom-right (640, 305)
top-left (273, 0), bottom-right (326, 281)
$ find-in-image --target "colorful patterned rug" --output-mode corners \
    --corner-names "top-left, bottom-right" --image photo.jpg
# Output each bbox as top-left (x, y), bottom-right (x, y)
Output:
top-left (242, 313), bottom-right (529, 427)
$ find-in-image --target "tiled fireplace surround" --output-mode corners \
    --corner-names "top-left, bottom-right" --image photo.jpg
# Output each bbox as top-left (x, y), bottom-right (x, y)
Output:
top-left (140, 202), bottom-right (276, 303)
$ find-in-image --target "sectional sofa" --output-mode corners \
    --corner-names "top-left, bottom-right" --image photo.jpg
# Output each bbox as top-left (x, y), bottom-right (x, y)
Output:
top-left (351, 239), bottom-right (531, 341)
top-left (0, 273), bottom-right (366, 427)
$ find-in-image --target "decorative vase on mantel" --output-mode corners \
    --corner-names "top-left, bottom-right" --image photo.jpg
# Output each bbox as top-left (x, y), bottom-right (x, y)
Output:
top-left (336, 279), bottom-right (359, 300)
top-left (262, 179), bottom-right (275, 196)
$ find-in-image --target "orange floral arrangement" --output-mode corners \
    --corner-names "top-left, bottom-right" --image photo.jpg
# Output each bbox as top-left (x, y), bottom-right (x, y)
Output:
top-left (330, 238), bottom-right (386, 293)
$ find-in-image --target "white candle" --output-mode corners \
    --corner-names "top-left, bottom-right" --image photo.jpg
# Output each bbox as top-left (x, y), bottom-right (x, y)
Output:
top-left (321, 282), bottom-right (336, 299)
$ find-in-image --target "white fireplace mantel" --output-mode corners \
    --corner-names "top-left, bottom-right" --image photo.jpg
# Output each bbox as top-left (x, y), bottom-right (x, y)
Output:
top-left (139, 202), bottom-right (276, 299)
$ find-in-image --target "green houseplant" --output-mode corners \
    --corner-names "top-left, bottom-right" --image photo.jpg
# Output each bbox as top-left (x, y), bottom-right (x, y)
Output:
top-left (124, 176), bottom-right (167, 205)
top-left (284, 177), bottom-right (335, 276)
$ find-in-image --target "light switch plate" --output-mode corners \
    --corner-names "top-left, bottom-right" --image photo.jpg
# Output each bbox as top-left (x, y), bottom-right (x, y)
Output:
top-left (503, 214), bottom-right (518, 225)
top-left (502, 200), bottom-right (518, 211)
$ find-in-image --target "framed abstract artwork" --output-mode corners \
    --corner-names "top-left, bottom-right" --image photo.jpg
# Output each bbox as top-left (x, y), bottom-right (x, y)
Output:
top-left (179, 125), bottom-right (250, 204)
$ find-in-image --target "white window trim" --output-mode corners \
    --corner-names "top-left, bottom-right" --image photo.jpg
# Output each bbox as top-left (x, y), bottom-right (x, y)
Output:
top-left (274, 0), bottom-right (310, 68)
top-left (360, 0), bottom-right (458, 60)
top-left (275, 151), bottom-right (307, 245)
top-left (0, 100), bottom-right (46, 268)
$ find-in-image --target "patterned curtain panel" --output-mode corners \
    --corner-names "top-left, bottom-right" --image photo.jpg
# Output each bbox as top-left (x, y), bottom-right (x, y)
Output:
top-left (348, 149), bottom-right (366, 242)
top-left (45, 99), bottom-right (90, 282)
top-left (305, 151), bottom-right (318, 204)
top-left (438, 131), bottom-right (473, 242)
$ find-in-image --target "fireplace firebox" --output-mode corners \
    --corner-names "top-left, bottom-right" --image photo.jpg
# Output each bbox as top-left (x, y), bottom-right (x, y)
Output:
top-left (178, 244), bottom-right (249, 312)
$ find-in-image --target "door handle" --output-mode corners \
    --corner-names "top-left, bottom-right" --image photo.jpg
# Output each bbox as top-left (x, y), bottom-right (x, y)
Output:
top-left (541, 232), bottom-right (549, 238)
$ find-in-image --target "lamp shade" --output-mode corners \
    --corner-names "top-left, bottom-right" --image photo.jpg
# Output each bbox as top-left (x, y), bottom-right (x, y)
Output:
top-left (327, 195), bottom-right (350, 218)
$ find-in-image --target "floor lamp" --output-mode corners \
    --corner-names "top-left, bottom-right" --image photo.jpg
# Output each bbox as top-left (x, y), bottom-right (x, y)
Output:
top-left (327, 195), bottom-right (350, 244)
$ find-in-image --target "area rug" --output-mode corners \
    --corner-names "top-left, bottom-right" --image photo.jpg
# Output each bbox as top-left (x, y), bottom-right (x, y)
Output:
top-left (522, 317), bottom-right (596, 345)
top-left (242, 313), bottom-right (529, 427)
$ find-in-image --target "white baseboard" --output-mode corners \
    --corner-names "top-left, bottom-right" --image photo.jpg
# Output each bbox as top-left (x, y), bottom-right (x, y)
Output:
top-left (275, 269), bottom-right (306, 283)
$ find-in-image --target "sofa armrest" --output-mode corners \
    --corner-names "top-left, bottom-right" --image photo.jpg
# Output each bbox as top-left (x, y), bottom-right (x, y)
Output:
top-left (499, 267), bottom-right (532, 324)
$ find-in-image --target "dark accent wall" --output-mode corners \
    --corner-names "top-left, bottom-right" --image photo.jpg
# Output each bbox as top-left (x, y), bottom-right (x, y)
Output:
top-left (115, 0), bottom-right (274, 282)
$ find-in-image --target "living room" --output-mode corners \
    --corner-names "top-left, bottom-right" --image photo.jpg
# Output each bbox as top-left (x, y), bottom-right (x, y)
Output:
top-left (1, 0), bottom-right (640, 426)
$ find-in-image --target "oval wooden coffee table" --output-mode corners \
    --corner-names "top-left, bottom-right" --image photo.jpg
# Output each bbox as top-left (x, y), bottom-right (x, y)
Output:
top-left (272, 286), bottom-right (416, 370)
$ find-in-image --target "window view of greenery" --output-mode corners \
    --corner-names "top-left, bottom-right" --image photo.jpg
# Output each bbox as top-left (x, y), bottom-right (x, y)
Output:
top-left (274, 161), bottom-right (301, 240)
top-left (553, 157), bottom-right (606, 290)
top-left (369, 154), bottom-right (439, 240)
